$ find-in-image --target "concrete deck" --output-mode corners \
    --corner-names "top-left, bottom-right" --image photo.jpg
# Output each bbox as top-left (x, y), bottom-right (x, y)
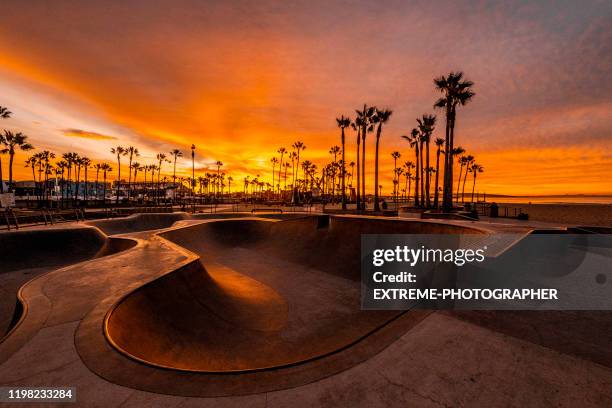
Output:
top-left (0, 213), bottom-right (610, 407)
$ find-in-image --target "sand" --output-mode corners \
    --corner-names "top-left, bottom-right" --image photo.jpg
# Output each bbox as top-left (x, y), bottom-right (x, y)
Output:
top-left (494, 203), bottom-right (612, 226)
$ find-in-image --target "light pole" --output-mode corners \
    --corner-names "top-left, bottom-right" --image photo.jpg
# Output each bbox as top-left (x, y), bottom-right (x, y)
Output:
top-left (191, 144), bottom-right (196, 213)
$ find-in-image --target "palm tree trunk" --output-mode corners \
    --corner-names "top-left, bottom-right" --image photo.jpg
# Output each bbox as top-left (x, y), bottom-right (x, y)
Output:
top-left (414, 146), bottom-right (420, 207)
top-left (361, 130), bottom-right (366, 210)
top-left (84, 167), bottom-right (88, 203)
top-left (373, 125), bottom-right (381, 212)
top-left (471, 172), bottom-right (477, 203)
top-left (425, 140), bottom-right (431, 208)
top-left (116, 158), bottom-right (121, 206)
top-left (0, 156), bottom-right (4, 194)
top-left (356, 130), bottom-right (361, 210)
top-left (8, 151), bottom-right (15, 191)
top-left (456, 163), bottom-right (463, 204)
top-left (442, 106), bottom-right (452, 211)
top-left (462, 166), bottom-right (469, 204)
top-left (341, 130), bottom-right (346, 210)
top-left (434, 148), bottom-right (442, 209)
top-left (419, 140), bottom-right (424, 207)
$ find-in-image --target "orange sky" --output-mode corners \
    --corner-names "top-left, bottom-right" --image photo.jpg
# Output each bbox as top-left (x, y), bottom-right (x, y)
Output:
top-left (1, 0), bottom-right (611, 195)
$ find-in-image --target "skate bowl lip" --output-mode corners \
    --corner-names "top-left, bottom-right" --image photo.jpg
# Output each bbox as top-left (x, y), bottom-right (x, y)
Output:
top-left (102, 215), bottom-right (490, 375)
top-left (0, 224), bottom-right (140, 349)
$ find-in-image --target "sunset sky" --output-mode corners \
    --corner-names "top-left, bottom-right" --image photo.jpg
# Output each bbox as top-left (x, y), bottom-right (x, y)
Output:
top-left (1, 0), bottom-right (611, 195)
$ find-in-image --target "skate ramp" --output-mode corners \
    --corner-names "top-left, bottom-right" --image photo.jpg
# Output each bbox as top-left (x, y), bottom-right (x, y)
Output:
top-left (0, 226), bottom-right (136, 337)
top-left (88, 212), bottom-right (190, 235)
top-left (105, 216), bottom-right (483, 372)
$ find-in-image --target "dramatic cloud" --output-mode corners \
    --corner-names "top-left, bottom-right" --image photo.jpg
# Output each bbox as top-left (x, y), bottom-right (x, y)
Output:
top-left (61, 128), bottom-right (117, 141)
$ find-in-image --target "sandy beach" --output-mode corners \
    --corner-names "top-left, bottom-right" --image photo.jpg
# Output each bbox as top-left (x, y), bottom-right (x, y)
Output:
top-left (495, 203), bottom-right (612, 226)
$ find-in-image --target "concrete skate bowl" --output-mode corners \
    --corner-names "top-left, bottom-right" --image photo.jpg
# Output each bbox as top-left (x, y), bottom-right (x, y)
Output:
top-left (103, 215), bottom-right (484, 394)
top-left (87, 212), bottom-right (191, 235)
top-left (0, 226), bottom-right (136, 338)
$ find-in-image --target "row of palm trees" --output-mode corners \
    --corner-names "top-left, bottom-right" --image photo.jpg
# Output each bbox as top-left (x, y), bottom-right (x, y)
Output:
top-left (330, 72), bottom-right (481, 211)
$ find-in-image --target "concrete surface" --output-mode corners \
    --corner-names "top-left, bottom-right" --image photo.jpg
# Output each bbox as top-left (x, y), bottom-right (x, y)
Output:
top-left (0, 212), bottom-right (610, 407)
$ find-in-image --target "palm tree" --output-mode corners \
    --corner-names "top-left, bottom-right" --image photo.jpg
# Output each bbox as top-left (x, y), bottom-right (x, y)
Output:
top-left (125, 146), bottom-right (139, 200)
top-left (277, 147), bottom-right (286, 194)
top-left (156, 154), bottom-right (168, 203)
top-left (2, 130), bottom-right (34, 191)
top-left (451, 147), bottom-right (466, 203)
top-left (39, 151), bottom-right (55, 201)
top-left (81, 157), bottom-right (91, 202)
top-left (456, 153), bottom-right (467, 203)
top-left (0, 106), bottom-right (11, 119)
top-left (227, 176), bottom-right (233, 196)
top-left (417, 114), bottom-right (436, 208)
top-left (0, 108), bottom-right (10, 193)
top-left (170, 149), bottom-right (183, 186)
top-left (73, 154), bottom-right (83, 202)
top-left (291, 141), bottom-right (305, 186)
top-left (461, 154), bottom-right (475, 203)
top-left (356, 105), bottom-right (376, 210)
top-left (0, 136), bottom-right (7, 194)
top-left (401, 129), bottom-right (420, 207)
top-left (215, 161), bottom-right (223, 198)
top-left (111, 146), bottom-right (126, 205)
top-left (351, 119), bottom-right (361, 209)
top-left (391, 151), bottom-right (401, 203)
top-left (94, 163), bottom-right (102, 199)
top-left (101, 163), bottom-right (112, 202)
top-left (25, 155), bottom-right (38, 197)
top-left (335, 114), bottom-right (351, 209)
top-left (434, 71), bottom-right (475, 211)
top-left (131, 162), bottom-right (141, 198)
top-left (404, 161), bottom-right (415, 203)
top-left (283, 162), bottom-right (290, 192)
top-left (373, 109), bottom-right (393, 211)
top-left (270, 157), bottom-right (278, 197)
top-left (433, 138), bottom-right (445, 209)
top-left (470, 163), bottom-right (484, 203)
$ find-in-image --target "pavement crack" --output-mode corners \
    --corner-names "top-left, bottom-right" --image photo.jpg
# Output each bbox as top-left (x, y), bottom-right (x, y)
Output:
top-left (377, 370), bottom-right (452, 408)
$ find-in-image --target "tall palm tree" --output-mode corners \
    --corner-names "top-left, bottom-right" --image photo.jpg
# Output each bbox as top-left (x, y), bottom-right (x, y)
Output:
top-left (215, 161), bottom-right (223, 198)
top-left (2, 130), bottom-right (34, 191)
top-left (470, 163), bottom-right (484, 203)
top-left (270, 157), bottom-right (278, 196)
top-left (131, 161), bottom-right (141, 198)
top-left (283, 162), bottom-right (290, 192)
top-left (372, 108), bottom-right (393, 212)
top-left (434, 71), bottom-right (475, 211)
top-left (81, 157), bottom-right (91, 202)
top-left (94, 163), bottom-right (103, 199)
top-left (291, 141), bottom-right (305, 187)
top-left (401, 129), bottom-right (420, 207)
top-left (73, 154), bottom-right (83, 201)
top-left (170, 149), bottom-right (183, 186)
top-left (277, 147), bottom-right (286, 194)
top-left (111, 146), bottom-right (126, 205)
top-left (156, 153), bottom-right (168, 203)
top-left (25, 155), bottom-right (38, 196)
top-left (125, 146), bottom-right (139, 200)
top-left (101, 163), bottom-right (112, 202)
top-left (169, 149), bottom-right (183, 202)
top-left (456, 152), bottom-right (467, 203)
top-left (335, 115), bottom-right (350, 209)
top-left (0, 108), bottom-right (10, 194)
top-left (461, 154), bottom-right (475, 203)
top-left (404, 161), bottom-right (415, 203)
top-left (433, 138), bottom-right (445, 209)
top-left (356, 105), bottom-right (376, 210)
top-left (351, 119), bottom-right (361, 209)
top-left (417, 114), bottom-right (436, 208)
top-left (391, 151), bottom-right (401, 203)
